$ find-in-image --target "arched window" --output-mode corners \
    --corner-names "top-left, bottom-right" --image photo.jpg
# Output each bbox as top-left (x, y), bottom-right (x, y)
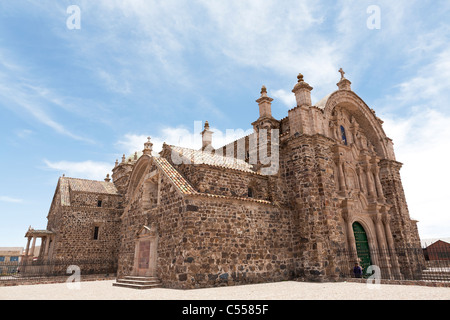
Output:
top-left (340, 125), bottom-right (348, 145)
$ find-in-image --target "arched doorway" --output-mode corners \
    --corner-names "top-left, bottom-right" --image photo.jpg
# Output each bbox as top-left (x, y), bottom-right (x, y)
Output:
top-left (352, 222), bottom-right (372, 274)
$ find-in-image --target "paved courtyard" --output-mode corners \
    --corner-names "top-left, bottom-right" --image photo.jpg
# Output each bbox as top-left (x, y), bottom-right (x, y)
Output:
top-left (0, 280), bottom-right (449, 300)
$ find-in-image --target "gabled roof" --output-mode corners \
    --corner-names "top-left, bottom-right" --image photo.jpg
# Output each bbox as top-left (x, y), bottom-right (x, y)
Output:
top-left (153, 157), bottom-right (197, 195)
top-left (154, 156), bottom-right (273, 206)
top-left (59, 177), bottom-right (120, 207)
top-left (168, 145), bottom-right (255, 173)
top-left (421, 238), bottom-right (450, 248)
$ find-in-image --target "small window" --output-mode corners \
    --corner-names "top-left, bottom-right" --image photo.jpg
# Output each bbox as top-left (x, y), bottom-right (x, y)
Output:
top-left (248, 187), bottom-right (253, 198)
top-left (0, 256), bottom-right (4, 262)
top-left (10, 256), bottom-right (19, 262)
top-left (97, 200), bottom-right (102, 207)
top-left (93, 226), bottom-right (100, 240)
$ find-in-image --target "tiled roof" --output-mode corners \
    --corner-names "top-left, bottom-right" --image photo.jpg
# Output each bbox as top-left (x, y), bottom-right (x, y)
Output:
top-left (168, 145), bottom-right (255, 173)
top-left (25, 229), bottom-right (55, 237)
top-left (190, 192), bottom-right (273, 205)
top-left (154, 156), bottom-right (273, 206)
top-left (66, 178), bottom-right (119, 195)
top-left (59, 177), bottom-right (119, 207)
top-left (153, 157), bottom-right (197, 195)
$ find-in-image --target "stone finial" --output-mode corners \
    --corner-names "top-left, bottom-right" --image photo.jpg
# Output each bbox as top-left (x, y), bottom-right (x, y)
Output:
top-left (134, 151), bottom-right (138, 160)
top-left (143, 137), bottom-right (153, 155)
top-left (201, 121), bottom-right (214, 151)
top-left (256, 85), bottom-right (273, 118)
top-left (104, 174), bottom-right (111, 182)
top-left (337, 68), bottom-right (352, 91)
top-left (292, 72), bottom-right (313, 107)
top-left (261, 85), bottom-right (268, 96)
top-left (115, 159), bottom-right (119, 167)
top-left (122, 154), bottom-right (126, 163)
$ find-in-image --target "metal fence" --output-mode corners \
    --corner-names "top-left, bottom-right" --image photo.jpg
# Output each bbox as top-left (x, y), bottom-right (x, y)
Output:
top-left (0, 259), bottom-right (117, 283)
top-left (1, 247), bottom-right (449, 285)
top-left (336, 246), bottom-right (450, 282)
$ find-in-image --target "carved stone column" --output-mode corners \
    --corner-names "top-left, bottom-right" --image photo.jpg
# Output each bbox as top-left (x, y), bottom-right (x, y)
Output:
top-left (365, 162), bottom-right (376, 201)
top-left (30, 236), bottom-right (37, 260)
top-left (342, 203), bottom-right (357, 257)
top-left (382, 213), bottom-right (402, 279)
top-left (356, 165), bottom-right (366, 194)
top-left (371, 213), bottom-right (392, 279)
top-left (24, 237), bottom-right (31, 258)
top-left (372, 164), bottom-right (385, 202)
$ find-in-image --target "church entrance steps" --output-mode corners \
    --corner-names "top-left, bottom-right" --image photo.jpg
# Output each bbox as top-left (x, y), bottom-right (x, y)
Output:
top-left (113, 276), bottom-right (162, 289)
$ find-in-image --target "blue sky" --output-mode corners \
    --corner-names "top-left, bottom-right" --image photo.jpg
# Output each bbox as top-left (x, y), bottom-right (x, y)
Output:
top-left (1, 0), bottom-right (449, 247)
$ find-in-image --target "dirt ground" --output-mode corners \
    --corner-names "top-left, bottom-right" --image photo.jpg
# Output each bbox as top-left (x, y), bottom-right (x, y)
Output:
top-left (0, 280), bottom-right (449, 300)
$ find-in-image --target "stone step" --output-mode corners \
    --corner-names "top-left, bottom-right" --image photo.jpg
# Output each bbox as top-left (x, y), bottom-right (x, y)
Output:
top-left (116, 278), bottom-right (161, 285)
top-left (113, 276), bottom-right (162, 289)
top-left (113, 282), bottom-right (162, 289)
top-left (123, 275), bottom-right (159, 281)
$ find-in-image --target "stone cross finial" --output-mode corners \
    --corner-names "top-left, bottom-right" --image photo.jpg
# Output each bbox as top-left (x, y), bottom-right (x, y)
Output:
top-left (143, 137), bottom-right (153, 155)
top-left (339, 68), bottom-right (345, 79)
top-left (337, 68), bottom-right (351, 90)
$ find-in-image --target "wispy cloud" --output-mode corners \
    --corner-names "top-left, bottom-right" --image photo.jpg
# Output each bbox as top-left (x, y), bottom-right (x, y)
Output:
top-left (0, 196), bottom-right (23, 203)
top-left (0, 50), bottom-right (95, 143)
top-left (43, 159), bottom-right (112, 181)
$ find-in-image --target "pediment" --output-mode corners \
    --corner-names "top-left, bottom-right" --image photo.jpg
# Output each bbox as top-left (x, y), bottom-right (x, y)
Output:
top-left (136, 224), bottom-right (158, 238)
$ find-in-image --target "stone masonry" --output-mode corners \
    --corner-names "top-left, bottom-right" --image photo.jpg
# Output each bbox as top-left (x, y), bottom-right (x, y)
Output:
top-left (27, 70), bottom-right (424, 288)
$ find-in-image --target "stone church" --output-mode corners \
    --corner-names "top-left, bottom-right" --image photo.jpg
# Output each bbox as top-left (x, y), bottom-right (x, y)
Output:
top-left (24, 70), bottom-right (424, 288)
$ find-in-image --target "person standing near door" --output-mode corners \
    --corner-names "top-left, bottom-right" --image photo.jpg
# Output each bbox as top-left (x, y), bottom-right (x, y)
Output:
top-left (353, 263), bottom-right (363, 278)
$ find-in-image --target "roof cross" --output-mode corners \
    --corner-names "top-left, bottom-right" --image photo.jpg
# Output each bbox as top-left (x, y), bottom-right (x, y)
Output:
top-left (339, 68), bottom-right (345, 80)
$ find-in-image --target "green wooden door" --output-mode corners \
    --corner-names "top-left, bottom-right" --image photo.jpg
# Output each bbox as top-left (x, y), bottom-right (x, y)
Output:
top-left (352, 222), bottom-right (372, 275)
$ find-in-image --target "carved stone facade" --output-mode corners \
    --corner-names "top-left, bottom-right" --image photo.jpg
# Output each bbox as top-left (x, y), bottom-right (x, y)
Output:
top-left (30, 70), bottom-right (424, 288)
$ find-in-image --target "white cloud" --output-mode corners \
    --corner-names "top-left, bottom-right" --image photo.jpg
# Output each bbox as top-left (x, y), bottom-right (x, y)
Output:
top-left (0, 196), bottom-right (23, 203)
top-left (390, 48), bottom-right (450, 110)
top-left (43, 159), bottom-right (112, 181)
top-left (116, 123), bottom-right (254, 156)
top-left (271, 89), bottom-right (296, 108)
top-left (382, 109), bottom-right (450, 239)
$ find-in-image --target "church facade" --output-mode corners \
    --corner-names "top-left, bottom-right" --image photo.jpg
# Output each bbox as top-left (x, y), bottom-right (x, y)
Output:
top-left (25, 70), bottom-right (424, 288)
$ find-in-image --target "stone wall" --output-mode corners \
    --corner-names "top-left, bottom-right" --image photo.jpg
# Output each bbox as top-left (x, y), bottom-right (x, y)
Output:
top-left (51, 205), bottom-right (121, 262)
top-left (173, 196), bottom-right (294, 288)
top-left (117, 162), bottom-right (296, 289)
top-left (46, 186), bottom-right (122, 264)
top-left (177, 164), bottom-right (270, 200)
top-left (117, 168), bottom-right (187, 285)
top-left (379, 159), bottom-right (426, 278)
top-left (280, 133), bottom-right (347, 281)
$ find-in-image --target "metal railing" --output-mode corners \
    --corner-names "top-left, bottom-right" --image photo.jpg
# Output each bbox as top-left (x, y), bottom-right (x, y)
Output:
top-left (0, 258), bottom-right (117, 283)
top-left (336, 246), bottom-right (450, 282)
